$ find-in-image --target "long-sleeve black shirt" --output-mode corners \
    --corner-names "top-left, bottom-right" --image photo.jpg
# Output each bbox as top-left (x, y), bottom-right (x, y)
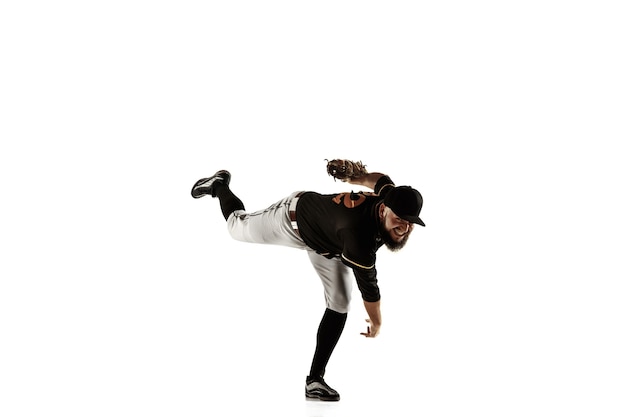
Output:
top-left (294, 176), bottom-right (395, 302)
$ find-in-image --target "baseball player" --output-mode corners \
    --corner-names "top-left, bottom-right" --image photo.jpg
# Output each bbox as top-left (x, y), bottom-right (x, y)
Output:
top-left (191, 159), bottom-right (425, 401)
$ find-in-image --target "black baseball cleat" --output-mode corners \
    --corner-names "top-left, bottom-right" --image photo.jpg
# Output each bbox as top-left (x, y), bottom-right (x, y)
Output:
top-left (191, 170), bottom-right (231, 198)
top-left (305, 376), bottom-right (340, 401)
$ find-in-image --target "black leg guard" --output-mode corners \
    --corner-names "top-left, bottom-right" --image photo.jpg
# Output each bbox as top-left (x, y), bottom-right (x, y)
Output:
top-left (308, 308), bottom-right (348, 381)
top-left (215, 183), bottom-right (245, 220)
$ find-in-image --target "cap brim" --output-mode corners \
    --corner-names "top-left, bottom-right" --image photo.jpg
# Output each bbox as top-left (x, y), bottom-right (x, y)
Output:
top-left (401, 215), bottom-right (425, 227)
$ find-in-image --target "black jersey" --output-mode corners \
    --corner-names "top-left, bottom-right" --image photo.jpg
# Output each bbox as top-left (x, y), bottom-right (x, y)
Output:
top-left (295, 176), bottom-right (395, 302)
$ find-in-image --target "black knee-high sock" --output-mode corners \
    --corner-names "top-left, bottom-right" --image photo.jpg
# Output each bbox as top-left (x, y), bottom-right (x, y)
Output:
top-left (308, 308), bottom-right (348, 381)
top-left (214, 183), bottom-right (245, 220)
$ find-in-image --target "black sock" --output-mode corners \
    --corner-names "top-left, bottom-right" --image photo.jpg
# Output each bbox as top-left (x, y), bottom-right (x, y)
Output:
top-left (215, 183), bottom-right (245, 220)
top-left (308, 308), bottom-right (348, 381)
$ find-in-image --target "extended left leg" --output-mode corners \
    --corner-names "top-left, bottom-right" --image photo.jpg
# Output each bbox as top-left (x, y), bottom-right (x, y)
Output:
top-left (305, 252), bottom-right (352, 401)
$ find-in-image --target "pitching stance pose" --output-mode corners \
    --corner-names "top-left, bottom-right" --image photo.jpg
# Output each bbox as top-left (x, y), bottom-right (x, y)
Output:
top-left (191, 159), bottom-right (425, 401)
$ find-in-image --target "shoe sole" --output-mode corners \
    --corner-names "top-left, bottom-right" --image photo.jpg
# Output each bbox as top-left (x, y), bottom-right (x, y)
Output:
top-left (190, 177), bottom-right (217, 198)
top-left (305, 392), bottom-right (340, 402)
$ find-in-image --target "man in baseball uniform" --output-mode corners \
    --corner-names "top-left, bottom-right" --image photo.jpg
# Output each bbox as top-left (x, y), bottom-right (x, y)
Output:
top-left (191, 161), bottom-right (425, 401)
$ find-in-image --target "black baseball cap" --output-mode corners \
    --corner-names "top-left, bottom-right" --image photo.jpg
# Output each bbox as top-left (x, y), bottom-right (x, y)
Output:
top-left (383, 186), bottom-right (426, 226)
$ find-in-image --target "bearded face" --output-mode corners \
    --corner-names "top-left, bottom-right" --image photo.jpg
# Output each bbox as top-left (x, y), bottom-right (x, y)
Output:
top-left (379, 204), bottom-right (414, 252)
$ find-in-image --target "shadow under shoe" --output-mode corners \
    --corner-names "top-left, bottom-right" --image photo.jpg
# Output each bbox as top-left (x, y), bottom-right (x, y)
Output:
top-left (190, 170), bottom-right (231, 198)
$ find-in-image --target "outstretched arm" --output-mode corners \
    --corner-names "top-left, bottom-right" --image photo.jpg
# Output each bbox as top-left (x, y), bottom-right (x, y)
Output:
top-left (346, 172), bottom-right (385, 191)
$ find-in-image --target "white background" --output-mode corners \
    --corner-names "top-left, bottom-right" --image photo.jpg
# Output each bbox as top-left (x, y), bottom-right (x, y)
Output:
top-left (1, 1), bottom-right (625, 416)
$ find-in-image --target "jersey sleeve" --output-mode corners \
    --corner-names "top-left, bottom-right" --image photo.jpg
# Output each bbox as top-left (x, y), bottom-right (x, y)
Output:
top-left (348, 263), bottom-right (381, 302)
top-left (374, 175), bottom-right (395, 196)
top-left (339, 232), bottom-right (381, 302)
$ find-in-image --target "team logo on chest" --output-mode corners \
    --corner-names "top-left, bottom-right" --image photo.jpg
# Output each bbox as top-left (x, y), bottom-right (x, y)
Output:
top-left (332, 191), bottom-right (376, 209)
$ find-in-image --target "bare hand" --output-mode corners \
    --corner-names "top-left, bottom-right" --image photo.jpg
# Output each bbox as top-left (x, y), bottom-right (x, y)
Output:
top-left (360, 319), bottom-right (380, 338)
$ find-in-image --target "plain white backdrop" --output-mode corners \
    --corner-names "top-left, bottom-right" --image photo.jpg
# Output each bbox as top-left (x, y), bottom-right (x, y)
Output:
top-left (1, 1), bottom-right (625, 416)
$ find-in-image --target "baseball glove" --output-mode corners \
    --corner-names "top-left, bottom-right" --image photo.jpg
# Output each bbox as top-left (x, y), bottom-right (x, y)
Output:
top-left (326, 159), bottom-right (368, 182)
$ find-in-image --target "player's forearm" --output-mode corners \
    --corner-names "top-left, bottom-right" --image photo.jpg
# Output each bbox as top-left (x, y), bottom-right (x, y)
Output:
top-left (347, 172), bottom-right (384, 191)
top-left (363, 299), bottom-right (382, 326)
